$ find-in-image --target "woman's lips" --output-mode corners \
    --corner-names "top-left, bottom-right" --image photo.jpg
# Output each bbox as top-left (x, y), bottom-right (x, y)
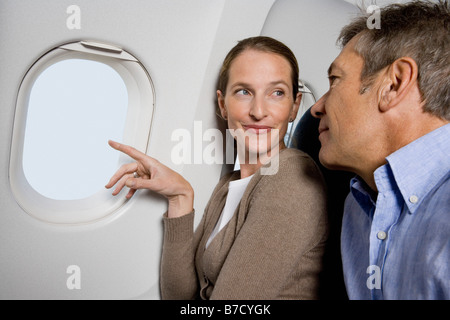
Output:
top-left (243, 125), bottom-right (272, 134)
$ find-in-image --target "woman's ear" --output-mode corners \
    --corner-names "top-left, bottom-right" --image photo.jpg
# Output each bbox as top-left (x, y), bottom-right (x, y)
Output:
top-left (290, 92), bottom-right (302, 121)
top-left (378, 57), bottom-right (418, 112)
top-left (217, 90), bottom-right (227, 120)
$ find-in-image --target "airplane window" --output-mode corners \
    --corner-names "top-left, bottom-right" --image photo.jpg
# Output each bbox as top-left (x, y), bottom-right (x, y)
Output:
top-left (10, 41), bottom-right (154, 224)
top-left (23, 59), bottom-right (128, 200)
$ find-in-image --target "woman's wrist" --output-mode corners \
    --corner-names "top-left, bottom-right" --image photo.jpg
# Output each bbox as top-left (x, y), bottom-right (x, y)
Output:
top-left (167, 186), bottom-right (194, 218)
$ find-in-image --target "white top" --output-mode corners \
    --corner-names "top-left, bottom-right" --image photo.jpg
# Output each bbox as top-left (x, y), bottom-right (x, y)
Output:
top-left (205, 174), bottom-right (253, 248)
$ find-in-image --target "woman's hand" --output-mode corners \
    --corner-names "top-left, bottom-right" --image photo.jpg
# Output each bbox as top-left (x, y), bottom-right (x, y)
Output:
top-left (105, 140), bottom-right (194, 218)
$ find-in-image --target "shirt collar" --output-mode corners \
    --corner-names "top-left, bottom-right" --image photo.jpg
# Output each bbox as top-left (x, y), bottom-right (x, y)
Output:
top-left (350, 124), bottom-right (450, 215)
top-left (384, 124), bottom-right (450, 214)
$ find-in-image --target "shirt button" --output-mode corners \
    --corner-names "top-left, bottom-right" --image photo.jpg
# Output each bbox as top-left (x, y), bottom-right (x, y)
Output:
top-left (377, 231), bottom-right (387, 240)
top-left (409, 195), bottom-right (419, 204)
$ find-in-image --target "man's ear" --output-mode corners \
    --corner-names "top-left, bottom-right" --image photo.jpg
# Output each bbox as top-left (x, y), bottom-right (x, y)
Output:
top-left (216, 90), bottom-right (227, 120)
top-left (378, 57), bottom-right (418, 112)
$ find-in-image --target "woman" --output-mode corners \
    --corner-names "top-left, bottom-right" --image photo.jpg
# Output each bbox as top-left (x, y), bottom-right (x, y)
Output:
top-left (106, 36), bottom-right (328, 299)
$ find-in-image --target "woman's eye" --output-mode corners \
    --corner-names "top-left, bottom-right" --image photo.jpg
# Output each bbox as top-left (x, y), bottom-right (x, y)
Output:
top-left (271, 90), bottom-right (284, 97)
top-left (236, 89), bottom-right (250, 96)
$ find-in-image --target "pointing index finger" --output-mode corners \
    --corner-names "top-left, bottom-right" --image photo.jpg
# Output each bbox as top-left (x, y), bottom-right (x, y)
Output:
top-left (108, 140), bottom-right (147, 162)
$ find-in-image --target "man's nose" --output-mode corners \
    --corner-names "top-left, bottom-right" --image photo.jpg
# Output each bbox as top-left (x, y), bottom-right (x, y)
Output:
top-left (311, 93), bottom-right (327, 118)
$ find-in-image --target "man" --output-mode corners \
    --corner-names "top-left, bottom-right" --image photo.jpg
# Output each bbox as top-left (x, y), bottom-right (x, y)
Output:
top-left (311, 1), bottom-right (449, 299)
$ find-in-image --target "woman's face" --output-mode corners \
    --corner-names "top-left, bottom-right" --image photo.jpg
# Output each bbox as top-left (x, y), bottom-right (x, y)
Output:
top-left (217, 49), bottom-right (301, 162)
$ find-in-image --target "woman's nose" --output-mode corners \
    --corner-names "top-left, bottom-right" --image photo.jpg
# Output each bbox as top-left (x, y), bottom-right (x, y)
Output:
top-left (249, 95), bottom-right (268, 120)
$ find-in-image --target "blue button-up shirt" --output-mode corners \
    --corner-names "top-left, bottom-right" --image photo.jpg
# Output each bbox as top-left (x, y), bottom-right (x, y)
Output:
top-left (341, 124), bottom-right (450, 299)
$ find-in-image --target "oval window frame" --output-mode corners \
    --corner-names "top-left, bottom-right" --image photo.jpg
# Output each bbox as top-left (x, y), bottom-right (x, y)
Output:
top-left (9, 41), bottom-right (155, 224)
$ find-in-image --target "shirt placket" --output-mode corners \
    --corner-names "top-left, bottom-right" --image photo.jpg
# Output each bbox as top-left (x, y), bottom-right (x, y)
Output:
top-left (369, 188), bottom-right (402, 300)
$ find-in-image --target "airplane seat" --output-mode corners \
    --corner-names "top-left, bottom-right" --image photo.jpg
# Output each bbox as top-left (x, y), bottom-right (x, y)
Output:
top-left (290, 106), bottom-right (354, 300)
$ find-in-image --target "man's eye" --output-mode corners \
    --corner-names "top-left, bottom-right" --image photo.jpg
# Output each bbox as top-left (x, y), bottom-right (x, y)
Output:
top-left (328, 75), bottom-right (338, 85)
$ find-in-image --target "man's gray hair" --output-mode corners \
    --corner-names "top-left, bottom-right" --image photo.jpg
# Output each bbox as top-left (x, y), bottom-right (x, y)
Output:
top-left (338, 1), bottom-right (450, 121)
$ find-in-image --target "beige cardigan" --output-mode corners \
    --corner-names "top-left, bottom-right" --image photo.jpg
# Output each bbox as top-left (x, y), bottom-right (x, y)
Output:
top-left (160, 148), bottom-right (328, 299)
